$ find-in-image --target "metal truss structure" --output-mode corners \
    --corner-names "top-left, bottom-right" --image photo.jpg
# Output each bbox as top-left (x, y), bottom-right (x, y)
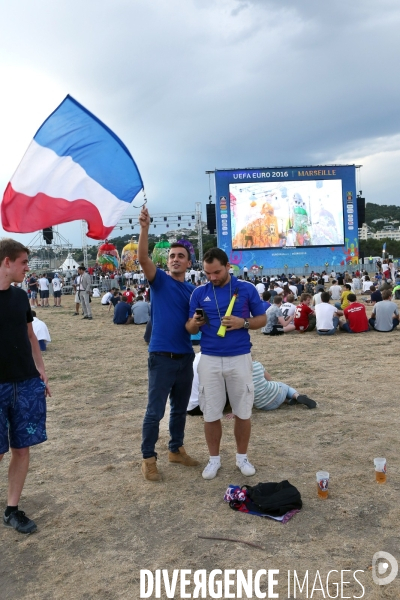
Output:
top-left (26, 227), bottom-right (73, 270)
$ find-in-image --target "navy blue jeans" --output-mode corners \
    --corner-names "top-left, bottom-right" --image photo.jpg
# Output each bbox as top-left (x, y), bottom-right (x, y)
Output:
top-left (369, 317), bottom-right (399, 331)
top-left (141, 353), bottom-right (194, 459)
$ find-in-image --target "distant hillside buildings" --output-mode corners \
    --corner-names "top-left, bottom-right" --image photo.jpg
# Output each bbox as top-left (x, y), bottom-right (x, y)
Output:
top-left (358, 221), bottom-right (400, 241)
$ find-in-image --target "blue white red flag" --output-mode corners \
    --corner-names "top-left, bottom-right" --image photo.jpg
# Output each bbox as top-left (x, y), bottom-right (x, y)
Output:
top-left (1, 95), bottom-right (143, 240)
top-left (383, 242), bottom-right (386, 251)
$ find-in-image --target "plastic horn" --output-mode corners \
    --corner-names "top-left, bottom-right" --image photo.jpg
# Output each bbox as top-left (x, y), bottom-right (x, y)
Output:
top-left (217, 288), bottom-right (239, 337)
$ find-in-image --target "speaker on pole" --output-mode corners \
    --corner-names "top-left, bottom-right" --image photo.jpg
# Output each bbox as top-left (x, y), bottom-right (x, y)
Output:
top-left (206, 203), bottom-right (216, 234)
top-left (43, 227), bottom-right (53, 245)
top-left (357, 197), bottom-right (365, 228)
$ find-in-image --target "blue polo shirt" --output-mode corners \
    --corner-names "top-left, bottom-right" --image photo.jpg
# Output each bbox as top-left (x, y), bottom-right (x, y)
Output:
top-left (189, 276), bottom-right (264, 356)
top-left (149, 269), bottom-right (195, 354)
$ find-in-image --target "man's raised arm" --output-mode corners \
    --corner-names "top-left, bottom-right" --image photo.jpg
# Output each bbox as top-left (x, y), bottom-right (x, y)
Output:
top-left (138, 207), bottom-right (157, 283)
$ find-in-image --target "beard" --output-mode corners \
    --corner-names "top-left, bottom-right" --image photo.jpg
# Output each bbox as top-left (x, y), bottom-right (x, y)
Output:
top-left (211, 270), bottom-right (230, 287)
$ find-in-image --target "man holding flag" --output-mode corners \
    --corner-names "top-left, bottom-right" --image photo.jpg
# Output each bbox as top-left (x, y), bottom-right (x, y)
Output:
top-left (186, 248), bottom-right (266, 480)
top-left (138, 207), bottom-right (199, 482)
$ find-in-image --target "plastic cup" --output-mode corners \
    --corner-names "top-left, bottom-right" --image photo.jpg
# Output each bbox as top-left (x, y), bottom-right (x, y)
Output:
top-left (374, 458), bottom-right (387, 484)
top-left (316, 471), bottom-right (329, 499)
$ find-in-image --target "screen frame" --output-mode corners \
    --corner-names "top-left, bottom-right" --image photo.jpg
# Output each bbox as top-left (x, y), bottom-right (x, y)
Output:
top-left (213, 165), bottom-right (359, 270)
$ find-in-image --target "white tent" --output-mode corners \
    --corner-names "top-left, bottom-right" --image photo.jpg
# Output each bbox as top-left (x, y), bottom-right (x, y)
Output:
top-left (59, 253), bottom-right (79, 272)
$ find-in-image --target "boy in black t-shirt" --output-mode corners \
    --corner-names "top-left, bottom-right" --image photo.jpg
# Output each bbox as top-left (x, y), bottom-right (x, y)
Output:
top-left (369, 286), bottom-right (382, 305)
top-left (0, 239), bottom-right (51, 534)
top-left (28, 273), bottom-right (38, 308)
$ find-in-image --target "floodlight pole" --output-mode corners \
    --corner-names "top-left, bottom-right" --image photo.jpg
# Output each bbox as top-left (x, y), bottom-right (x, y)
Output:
top-left (196, 202), bottom-right (203, 263)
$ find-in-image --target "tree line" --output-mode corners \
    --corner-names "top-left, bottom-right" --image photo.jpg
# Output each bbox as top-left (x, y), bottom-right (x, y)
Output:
top-left (365, 202), bottom-right (400, 230)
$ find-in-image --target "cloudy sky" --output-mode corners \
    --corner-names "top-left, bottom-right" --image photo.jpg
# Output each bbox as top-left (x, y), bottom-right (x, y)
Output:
top-left (1, 0), bottom-right (400, 247)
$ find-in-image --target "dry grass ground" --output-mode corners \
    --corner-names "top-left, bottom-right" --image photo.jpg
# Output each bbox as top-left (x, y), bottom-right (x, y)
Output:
top-left (1, 294), bottom-right (400, 599)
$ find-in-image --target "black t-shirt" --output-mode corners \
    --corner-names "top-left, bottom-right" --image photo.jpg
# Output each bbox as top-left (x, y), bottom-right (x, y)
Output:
top-left (371, 290), bottom-right (382, 303)
top-left (28, 276), bottom-right (38, 291)
top-left (0, 287), bottom-right (39, 382)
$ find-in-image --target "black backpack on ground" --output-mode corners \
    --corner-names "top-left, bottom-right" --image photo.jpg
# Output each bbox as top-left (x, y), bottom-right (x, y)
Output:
top-left (244, 480), bottom-right (302, 516)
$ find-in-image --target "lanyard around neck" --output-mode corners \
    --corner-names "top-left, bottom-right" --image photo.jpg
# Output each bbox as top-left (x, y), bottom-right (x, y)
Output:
top-left (212, 279), bottom-right (232, 322)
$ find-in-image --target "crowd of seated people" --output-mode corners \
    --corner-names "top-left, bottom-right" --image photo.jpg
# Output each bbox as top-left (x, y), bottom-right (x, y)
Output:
top-left (257, 266), bottom-right (400, 336)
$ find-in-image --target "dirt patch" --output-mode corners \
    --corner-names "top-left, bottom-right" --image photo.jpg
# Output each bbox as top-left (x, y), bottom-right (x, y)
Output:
top-left (1, 295), bottom-right (399, 599)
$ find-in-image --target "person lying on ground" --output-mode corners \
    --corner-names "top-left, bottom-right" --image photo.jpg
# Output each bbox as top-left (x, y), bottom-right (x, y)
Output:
top-left (187, 354), bottom-right (316, 415)
top-left (252, 360), bottom-right (317, 410)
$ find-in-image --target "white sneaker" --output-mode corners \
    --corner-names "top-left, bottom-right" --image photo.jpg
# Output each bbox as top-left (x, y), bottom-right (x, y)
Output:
top-left (236, 458), bottom-right (256, 477)
top-left (202, 460), bottom-right (221, 480)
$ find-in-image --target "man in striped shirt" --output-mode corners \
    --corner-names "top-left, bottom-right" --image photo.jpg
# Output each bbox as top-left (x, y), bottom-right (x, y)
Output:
top-left (186, 356), bottom-right (316, 414)
top-left (252, 361), bottom-right (316, 411)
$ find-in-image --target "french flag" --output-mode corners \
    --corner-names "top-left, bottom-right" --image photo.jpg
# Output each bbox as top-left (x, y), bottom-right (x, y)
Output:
top-left (1, 95), bottom-right (143, 240)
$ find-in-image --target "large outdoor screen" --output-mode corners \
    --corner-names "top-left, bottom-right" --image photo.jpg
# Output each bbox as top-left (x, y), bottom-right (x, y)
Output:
top-left (229, 179), bottom-right (345, 249)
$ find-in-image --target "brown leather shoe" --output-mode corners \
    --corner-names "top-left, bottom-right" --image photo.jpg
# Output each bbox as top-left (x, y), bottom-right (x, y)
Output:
top-left (141, 457), bottom-right (161, 481)
top-left (168, 446), bottom-right (200, 467)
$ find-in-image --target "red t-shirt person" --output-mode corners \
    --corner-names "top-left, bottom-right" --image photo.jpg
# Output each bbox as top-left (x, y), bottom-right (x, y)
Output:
top-left (294, 302), bottom-right (314, 331)
top-left (344, 302), bottom-right (369, 333)
top-left (123, 290), bottom-right (134, 304)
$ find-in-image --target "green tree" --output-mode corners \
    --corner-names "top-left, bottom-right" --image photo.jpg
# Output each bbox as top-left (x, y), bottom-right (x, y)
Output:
top-left (360, 238), bottom-right (400, 258)
top-left (365, 203), bottom-right (400, 227)
top-left (202, 234), bottom-right (218, 255)
top-left (73, 251), bottom-right (84, 263)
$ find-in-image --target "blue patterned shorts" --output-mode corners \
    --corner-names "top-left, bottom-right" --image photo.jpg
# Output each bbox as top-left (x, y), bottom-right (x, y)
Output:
top-left (0, 377), bottom-right (47, 453)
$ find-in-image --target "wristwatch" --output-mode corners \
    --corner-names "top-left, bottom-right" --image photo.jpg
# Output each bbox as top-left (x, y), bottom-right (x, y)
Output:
top-left (243, 319), bottom-right (250, 329)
